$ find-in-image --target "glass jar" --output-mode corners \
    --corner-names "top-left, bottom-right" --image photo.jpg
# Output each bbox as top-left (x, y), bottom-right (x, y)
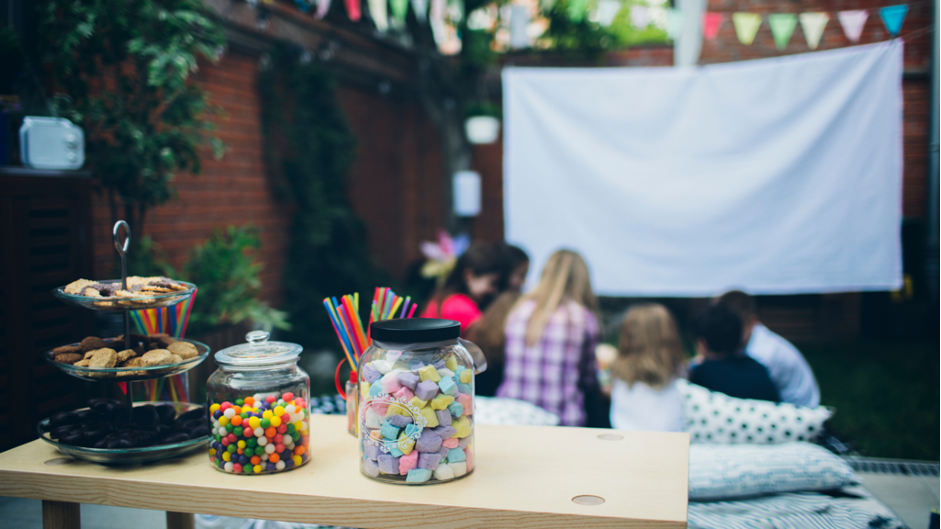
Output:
top-left (358, 319), bottom-right (476, 485)
top-left (207, 331), bottom-right (310, 474)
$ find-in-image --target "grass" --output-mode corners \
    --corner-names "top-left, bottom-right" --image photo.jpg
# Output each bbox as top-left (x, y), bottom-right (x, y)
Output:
top-left (800, 339), bottom-right (939, 461)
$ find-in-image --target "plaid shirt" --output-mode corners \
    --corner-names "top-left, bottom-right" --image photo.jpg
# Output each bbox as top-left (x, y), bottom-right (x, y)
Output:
top-left (496, 299), bottom-right (600, 426)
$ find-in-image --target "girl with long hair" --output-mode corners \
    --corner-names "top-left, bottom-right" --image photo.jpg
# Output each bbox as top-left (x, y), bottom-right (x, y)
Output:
top-left (609, 304), bottom-right (686, 431)
top-left (496, 249), bottom-right (600, 426)
top-left (420, 243), bottom-right (504, 334)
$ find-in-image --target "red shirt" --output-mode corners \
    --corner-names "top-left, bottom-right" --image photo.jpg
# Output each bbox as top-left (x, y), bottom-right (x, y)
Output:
top-left (420, 293), bottom-right (482, 334)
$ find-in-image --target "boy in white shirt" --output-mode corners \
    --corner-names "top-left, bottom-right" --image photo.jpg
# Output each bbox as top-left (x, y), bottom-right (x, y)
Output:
top-left (717, 291), bottom-right (821, 408)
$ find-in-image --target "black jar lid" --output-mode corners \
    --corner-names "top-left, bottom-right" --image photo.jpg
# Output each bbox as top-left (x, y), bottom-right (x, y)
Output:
top-left (370, 318), bottom-right (460, 343)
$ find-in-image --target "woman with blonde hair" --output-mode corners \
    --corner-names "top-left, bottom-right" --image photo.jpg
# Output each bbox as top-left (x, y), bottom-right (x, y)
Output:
top-left (609, 304), bottom-right (686, 431)
top-left (496, 249), bottom-right (600, 426)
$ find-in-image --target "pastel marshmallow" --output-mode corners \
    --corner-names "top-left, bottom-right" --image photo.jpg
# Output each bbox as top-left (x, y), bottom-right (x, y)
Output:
top-left (452, 416), bottom-right (471, 438)
top-left (406, 468), bottom-right (433, 483)
top-left (432, 425), bottom-right (457, 439)
top-left (363, 458), bottom-right (380, 477)
top-left (447, 402), bottom-right (463, 417)
top-left (381, 371), bottom-right (403, 394)
top-left (399, 451), bottom-right (418, 475)
top-left (392, 387), bottom-right (414, 402)
top-left (438, 368), bottom-right (455, 379)
top-left (459, 369), bottom-right (473, 384)
top-left (435, 409), bottom-right (452, 427)
top-left (363, 440), bottom-right (381, 460)
top-left (448, 448), bottom-right (466, 463)
top-left (441, 437), bottom-right (459, 449)
top-left (438, 446), bottom-right (450, 459)
top-left (404, 423), bottom-right (422, 439)
top-left (433, 463), bottom-right (455, 480)
top-left (389, 445), bottom-right (403, 457)
top-left (362, 364), bottom-right (382, 384)
top-left (456, 393), bottom-right (473, 415)
top-left (372, 360), bottom-right (394, 374)
top-left (380, 422), bottom-right (401, 440)
top-left (360, 382), bottom-right (371, 399)
top-left (465, 447), bottom-right (475, 471)
top-left (438, 377), bottom-right (458, 396)
top-left (364, 408), bottom-right (382, 429)
top-left (378, 454), bottom-right (399, 474)
top-left (415, 430), bottom-right (442, 453)
top-left (459, 434), bottom-right (473, 449)
top-left (419, 406), bottom-right (439, 428)
top-left (368, 383), bottom-right (382, 397)
top-left (397, 433), bottom-right (415, 455)
top-left (445, 356), bottom-right (458, 371)
top-left (430, 395), bottom-right (455, 410)
top-left (457, 382), bottom-right (473, 395)
top-left (415, 380), bottom-right (439, 402)
top-left (449, 461), bottom-right (467, 477)
top-left (396, 371), bottom-right (419, 390)
top-left (372, 395), bottom-right (392, 416)
top-left (418, 452), bottom-right (441, 470)
top-left (418, 365), bottom-right (441, 383)
top-left (409, 396), bottom-right (428, 409)
top-left (389, 415), bottom-right (413, 428)
top-left (432, 359), bottom-right (446, 370)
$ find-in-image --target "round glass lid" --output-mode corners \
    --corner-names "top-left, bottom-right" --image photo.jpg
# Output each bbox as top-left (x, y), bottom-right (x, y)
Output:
top-left (214, 331), bottom-right (302, 367)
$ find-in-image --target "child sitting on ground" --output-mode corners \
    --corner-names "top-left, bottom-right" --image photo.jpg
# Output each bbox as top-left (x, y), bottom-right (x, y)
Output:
top-left (688, 304), bottom-right (780, 402)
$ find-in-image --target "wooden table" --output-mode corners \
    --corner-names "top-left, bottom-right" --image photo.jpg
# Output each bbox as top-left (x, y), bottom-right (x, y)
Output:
top-left (0, 415), bottom-right (689, 528)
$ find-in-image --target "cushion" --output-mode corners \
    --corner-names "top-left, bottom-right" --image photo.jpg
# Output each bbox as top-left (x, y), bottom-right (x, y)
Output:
top-left (474, 397), bottom-right (560, 426)
top-left (689, 442), bottom-right (858, 500)
top-left (676, 379), bottom-right (832, 444)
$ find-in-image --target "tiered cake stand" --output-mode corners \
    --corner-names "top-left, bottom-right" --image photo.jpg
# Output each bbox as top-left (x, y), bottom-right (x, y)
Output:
top-left (38, 221), bottom-right (211, 463)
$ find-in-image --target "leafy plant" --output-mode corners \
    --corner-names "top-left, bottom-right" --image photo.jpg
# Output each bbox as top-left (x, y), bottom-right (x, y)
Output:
top-left (37, 0), bottom-right (226, 245)
top-left (259, 46), bottom-right (388, 350)
top-left (182, 225), bottom-right (290, 335)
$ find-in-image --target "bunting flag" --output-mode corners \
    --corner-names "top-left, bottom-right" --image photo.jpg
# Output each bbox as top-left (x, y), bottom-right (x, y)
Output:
top-left (344, 0), bottom-right (362, 20)
top-left (667, 8), bottom-right (683, 39)
top-left (567, 0), bottom-right (589, 22)
top-left (838, 10), bottom-right (868, 42)
top-left (411, 0), bottom-right (429, 22)
top-left (316, 0), bottom-right (332, 18)
top-left (596, 0), bottom-right (621, 26)
top-left (880, 4), bottom-right (908, 36)
top-left (703, 12), bottom-right (724, 40)
top-left (430, 0), bottom-right (447, 43)
top-left (509, 4), bottom-right (531, 48)
top-left (368, 0), bottom-right (388, 30)
top-left (732, 12), bottom-right (762, 45)
top-left (768, 13), bottom-right (797, 50)
top-left (630, 5), bottom-right (650, 29)
top-left (390, 0), bottom-right (409, 25)
top-left (799, 12), bottom-right (829, 49)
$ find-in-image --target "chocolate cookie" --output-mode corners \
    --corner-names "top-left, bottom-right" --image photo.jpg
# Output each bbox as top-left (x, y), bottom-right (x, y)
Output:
top-left (54, 353), bottom-right (84, 364)
top-left (52, 345), bottom-right (82, 356)
top-left (80, 336), bottom-right (108, 352)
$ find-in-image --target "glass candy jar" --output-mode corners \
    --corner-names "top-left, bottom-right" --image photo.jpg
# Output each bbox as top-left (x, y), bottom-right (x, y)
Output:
top-left (207, 331), bottom-right (310, 474)
top-left (359, 319), bottom-right (478, 484)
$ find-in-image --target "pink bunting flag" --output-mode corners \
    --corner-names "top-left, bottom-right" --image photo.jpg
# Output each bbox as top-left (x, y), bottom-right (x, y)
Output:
top-left (316, 0), bottom-right (331, 19)
top-left (344, 0), bottom-right (362, 21)
top-left (703, 12), bottom-right (724, 40)
top-left (838, 10), bottom-right (868, 43)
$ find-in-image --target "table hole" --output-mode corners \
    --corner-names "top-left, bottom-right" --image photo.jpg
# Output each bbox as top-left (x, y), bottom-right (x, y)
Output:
top-left (44, 458), bottom-right (74, 466)
top-left (597, 433), bottom-right (623, 441)
top-left (572, 495), bottom-right (605, 506)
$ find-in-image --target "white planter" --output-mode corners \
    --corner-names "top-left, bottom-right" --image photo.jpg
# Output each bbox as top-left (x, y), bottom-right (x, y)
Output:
top-left (465, 116), bottom-right (501, 144)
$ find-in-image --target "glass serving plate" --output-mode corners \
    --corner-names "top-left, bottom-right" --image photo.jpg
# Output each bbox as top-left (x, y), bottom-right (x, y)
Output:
top-left (52, 279), bottom-right (196, 311)
top-left (37, 401), bottom-right (209, 465)
top-left (46, 338), bottom-right (210, 383)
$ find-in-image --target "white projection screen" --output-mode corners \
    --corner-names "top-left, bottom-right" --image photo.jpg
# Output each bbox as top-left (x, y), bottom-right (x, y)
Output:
top-left (503, 41), bottom-right (903, 297)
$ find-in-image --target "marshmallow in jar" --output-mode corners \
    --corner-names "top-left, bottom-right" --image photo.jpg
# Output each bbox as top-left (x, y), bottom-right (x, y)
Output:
top-left (358, 319), bottom-right (476, 484)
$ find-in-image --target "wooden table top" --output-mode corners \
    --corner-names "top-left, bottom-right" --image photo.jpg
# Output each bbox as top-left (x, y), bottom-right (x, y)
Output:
top-left (0, 415), bottom-right (689, 528)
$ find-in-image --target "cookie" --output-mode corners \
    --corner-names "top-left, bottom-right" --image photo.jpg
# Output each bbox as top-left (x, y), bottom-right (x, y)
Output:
top-left (52, 345), bottom-right (82, 356)
top-left (64, 279), bottom-right (94, 295)
top-left (141, 349), bottom-right (172, 367)
top-left (167, 341), bottom-right (198, 360)
top-left (116, 349), bottom-right (137, 362)
top-left (122, 357), bottom-right (145, 368)
top-left (80, 336), bottom-right (108, 352)
top-left (80, 287), bottom-right (103, 298)
top-left (54, 353), bottom-right (84, 364)
top-left (169, 354), bottom-right (183, 364)
top-left (88, 348), bottom-right (118, 368)
top-left (156, 335), bottom-right (178, 348)
top-left (74, 359), bottom-right (91, 367)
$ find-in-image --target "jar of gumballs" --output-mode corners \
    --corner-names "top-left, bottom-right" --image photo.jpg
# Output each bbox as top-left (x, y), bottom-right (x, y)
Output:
top-left (359, 319), bottom-right (480, 485)
top-left (207, 331), bottom-right (310, 474)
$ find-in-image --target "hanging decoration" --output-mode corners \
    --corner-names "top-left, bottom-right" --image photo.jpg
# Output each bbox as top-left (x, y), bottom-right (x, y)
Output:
top-left (768, 13), bottom-right (798, 50)
top-left (799, 12), bottom-right (829, 49)
top-left (420, 231), bottom-right (470, 285)
top-left (596, 0), bottom-right (622, 27)
top-left (879, 4), bottom-right (908, 36)
top-left (509, 4), bottom-right (531, 48)
top-left (368, 0), bottom-right (389, 31)
top-left (567, 0), bottom-right (590, 22)
top-left (390, 0), bottom-right (409, 26)
top-left (316, 0), bottom-right (332, 18)
top-left (630, 5), bottom-right (650, 29)
top-left (838, 10), bottom-right (868, 42)
top-left (703, 12), bottom-right (724, 40)
top-left (344, 0), bottom-right (362, 20)
top-left (732, 12), bottom-right (762, 45)
top-left (411, 0), bottom-right (429, 22)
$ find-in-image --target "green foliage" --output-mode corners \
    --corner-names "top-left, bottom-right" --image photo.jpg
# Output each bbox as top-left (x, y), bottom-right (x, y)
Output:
top-left (182, 225), bottom-right (290, 335)
top-left (258, 46), bottom-right (388, 350)
top-left (37, 0), bottom-right (226, 238)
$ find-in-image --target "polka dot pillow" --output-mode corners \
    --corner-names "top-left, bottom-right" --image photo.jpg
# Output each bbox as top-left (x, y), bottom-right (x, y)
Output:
top-left (474, 397), bottom-right (561, 426)
top-left (676, 379), bottom-right (833, 445)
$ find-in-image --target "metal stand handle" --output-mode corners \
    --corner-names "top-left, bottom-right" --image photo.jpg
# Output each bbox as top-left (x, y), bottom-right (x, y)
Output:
top-left (112, 221), bottom-right (134, 422)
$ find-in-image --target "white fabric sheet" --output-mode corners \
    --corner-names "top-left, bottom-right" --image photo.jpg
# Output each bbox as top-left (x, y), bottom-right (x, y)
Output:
top-left (503, 42), bottom-right (903, 296)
